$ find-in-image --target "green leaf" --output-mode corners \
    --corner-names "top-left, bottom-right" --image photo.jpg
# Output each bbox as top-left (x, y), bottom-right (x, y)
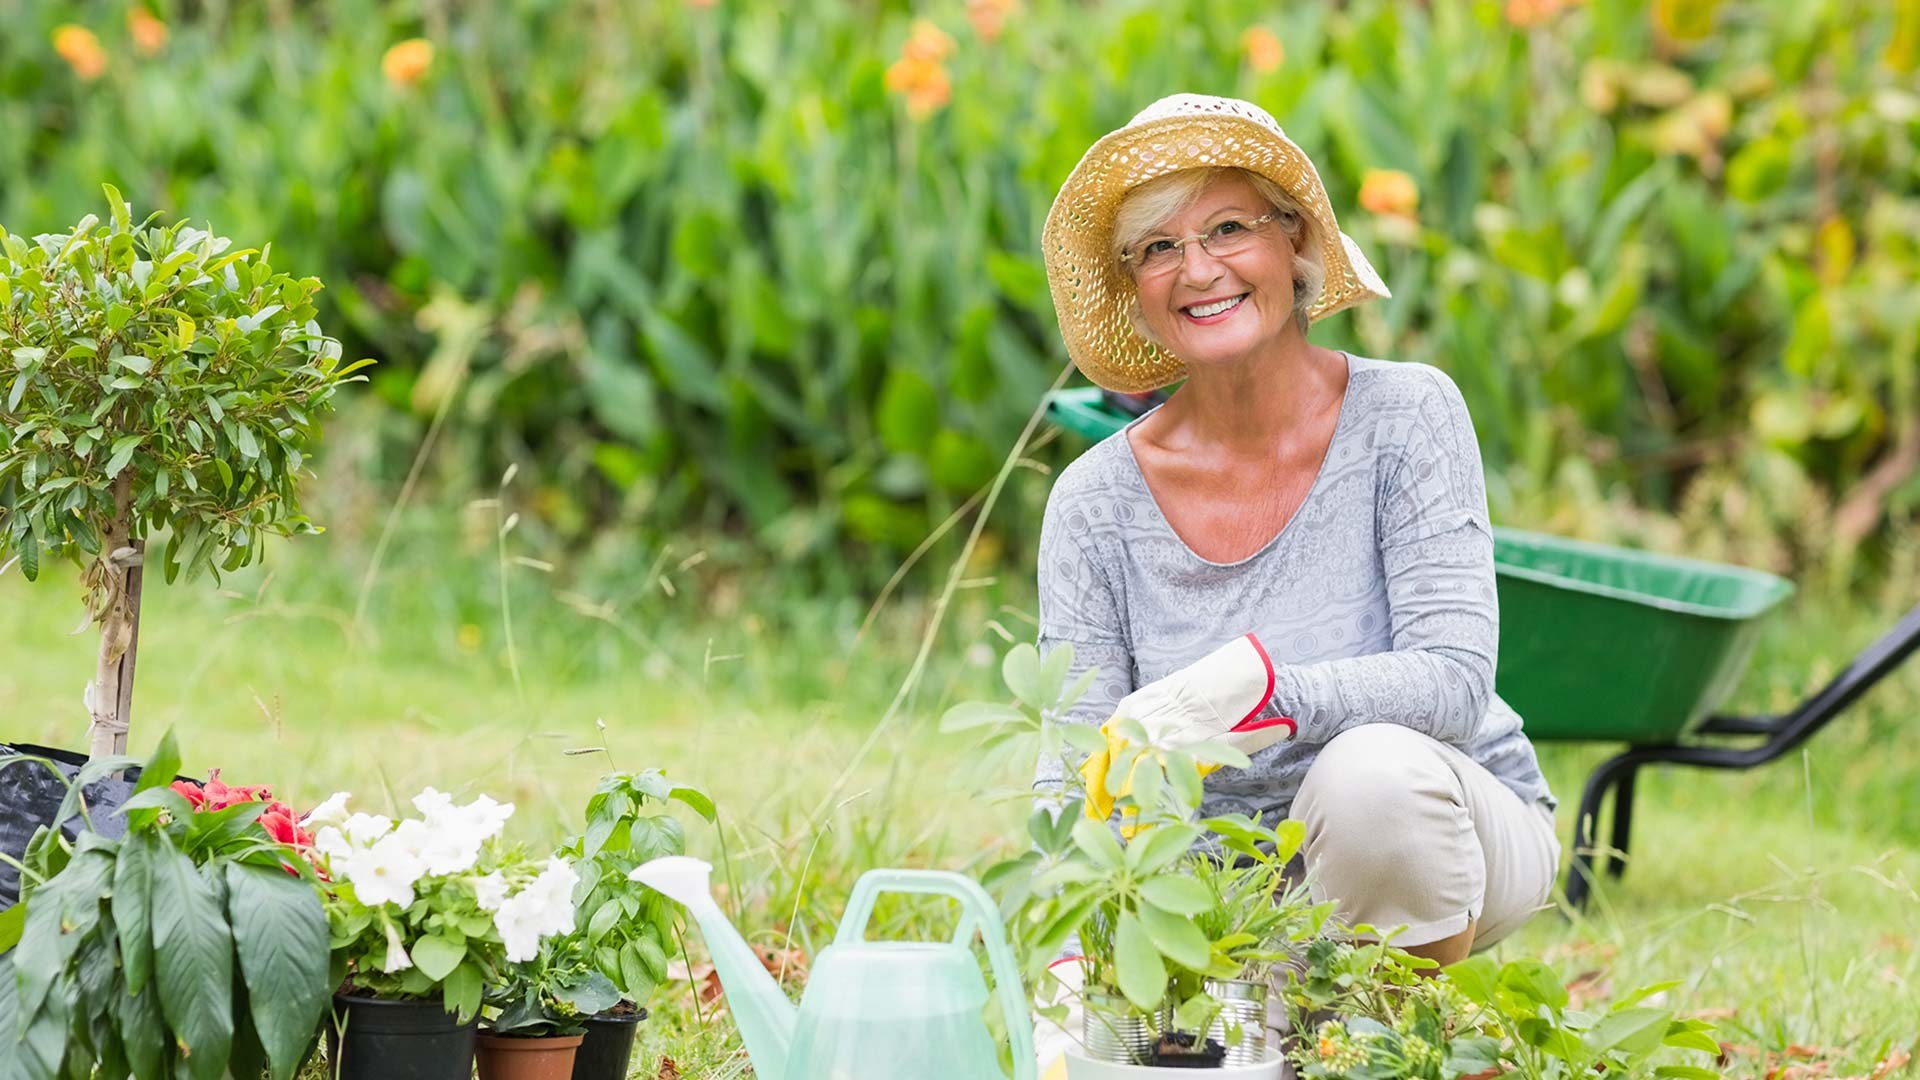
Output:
top-left (112, 829), bottom-right (160, 995)
top-left (225, 862), bottom-right (330, 1080)
top-left (115, 964), bottom-right (167, 1080)
top-left (939, 701), bottom-right (1027, 734)
top-left (1443, 955), bottom-right (1501, 1007)
top-left (1124, 824), bottom-right (1198, 876)
top-left (131, 728), bottom-right (182, 796)
top-left (1137, 876), bottom-right (1213, 917)
top-left (1070, 818), bottom-right (1124, 872)
top-left (588, 897), bottom-right (623, 942)
top-left (1112, 910), bottom-right (1166, 1012)
top-left (442, 961), bottom-right (484, 1025)
top-left (408, 932), bottom-right (466, 983)
top-left (104, 437), bottom-right (140, 479)
top-left (666, 784), bottom-right (716, 824)
top-left (1585, 1006), bottom-right (1671, 1057)
top-left (1001, 644), bottom-right (1045, 708)
top-left (150, 843), bottom-right (234, 1080)
top-left (233, 424), bottom-right (259, 459)
top-left (1135, 902), bottom-right (1211, 971)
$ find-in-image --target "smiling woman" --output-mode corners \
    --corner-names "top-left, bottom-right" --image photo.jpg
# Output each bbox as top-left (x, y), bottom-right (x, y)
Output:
top-left (1030, 94), bottom-right (1560, 1076)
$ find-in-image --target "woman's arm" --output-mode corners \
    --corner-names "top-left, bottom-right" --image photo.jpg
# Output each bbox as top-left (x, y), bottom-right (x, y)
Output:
top-left (1033, 478), bottom-right (1135, 800)
top-left (1259, 367), bottom-right (1498, 746)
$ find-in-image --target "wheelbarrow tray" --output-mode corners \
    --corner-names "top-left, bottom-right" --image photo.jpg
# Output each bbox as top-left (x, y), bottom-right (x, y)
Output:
top-left (1492, 529), bottom-right (1792, 742)
top-left (1045, 387), bottom-right (1795, 742)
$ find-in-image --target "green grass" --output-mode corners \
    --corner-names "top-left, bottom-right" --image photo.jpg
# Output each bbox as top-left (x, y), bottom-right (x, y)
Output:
top-left (2, 521), bottom-right (1916, 1078)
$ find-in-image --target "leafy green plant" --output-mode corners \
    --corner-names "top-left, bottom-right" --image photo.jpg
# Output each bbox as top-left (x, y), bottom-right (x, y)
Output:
top-left (949, 642), bottom-right (1322, 1055)
top-left (0, 731), bottom-right (332, 1080)
top-left (0, 188), bottom-right (366, 757)
top-left (484, 935), bottom-right (620, 1038)
top-left (554, 765), bottom-right (716, 1009)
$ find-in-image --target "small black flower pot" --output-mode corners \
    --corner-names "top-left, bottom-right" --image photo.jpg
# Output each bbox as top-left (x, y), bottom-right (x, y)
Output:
top-left (569, 1005), bottom-right (648, 1080)
top-left (327, 992), bottom-right (478, 1080)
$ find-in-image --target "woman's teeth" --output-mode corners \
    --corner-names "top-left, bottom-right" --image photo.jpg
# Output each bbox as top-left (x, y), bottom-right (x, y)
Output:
top-left (1185, 294), bottom-right (1246, 318)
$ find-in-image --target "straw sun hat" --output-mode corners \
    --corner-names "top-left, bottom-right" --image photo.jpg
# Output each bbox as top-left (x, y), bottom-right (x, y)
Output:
top-left (1040, 93), bottom-right (1392, 393)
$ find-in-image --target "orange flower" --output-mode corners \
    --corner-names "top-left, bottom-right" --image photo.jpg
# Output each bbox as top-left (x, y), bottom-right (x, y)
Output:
top-left (382, 38), bottom-right (434, 89)
top-left (887, 21), bottom-right (956, 120)
top-left (901, 19), bottom-right (956, 64)
top-left (1504, 0), bottom-right (1567, 28)
top-left (688, 0), bottom-right (718, 6)
top-left (1241, 27), bottom-right (1284, 74)
top-left (52, 24), bottom-right (108, 81)
top-left (966, 0), bottom-right (1017, 42)
top-left (1358, 168), bottom-right (1419, 219)
top-left (127, 8), bottom-right (168, 56)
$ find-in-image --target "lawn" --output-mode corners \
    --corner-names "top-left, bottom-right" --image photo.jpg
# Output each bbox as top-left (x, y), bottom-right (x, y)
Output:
top-left (2, 519), bottom-right (1915, 1078)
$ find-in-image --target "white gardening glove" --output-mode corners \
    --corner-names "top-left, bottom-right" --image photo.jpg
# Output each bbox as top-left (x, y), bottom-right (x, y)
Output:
top-left (1082, 633), bottom-right (1296, 820)
top-left (1034, 955), bottom-right (1085, 1080)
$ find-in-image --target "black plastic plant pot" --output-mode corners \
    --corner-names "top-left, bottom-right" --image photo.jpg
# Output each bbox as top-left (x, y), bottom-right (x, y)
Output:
top-left (569, 1006), bottom-right (648, 1080)
top-left (327, 993), bottom-right (478, 1080)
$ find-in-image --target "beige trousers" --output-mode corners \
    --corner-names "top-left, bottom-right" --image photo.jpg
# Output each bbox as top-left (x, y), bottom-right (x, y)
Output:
top-left (1291, 723), bottom-right (1560, 950)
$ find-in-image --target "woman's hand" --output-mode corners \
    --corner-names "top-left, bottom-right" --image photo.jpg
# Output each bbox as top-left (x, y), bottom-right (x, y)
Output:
top-left (1081, 633), bottom-right (1297, 819)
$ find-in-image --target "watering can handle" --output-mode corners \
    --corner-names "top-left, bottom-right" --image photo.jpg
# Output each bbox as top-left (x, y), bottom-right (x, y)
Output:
top-left (838, 869), bottom-right (1037, 1080)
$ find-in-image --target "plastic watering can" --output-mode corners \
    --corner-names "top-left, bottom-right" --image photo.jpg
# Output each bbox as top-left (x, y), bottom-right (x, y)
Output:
top-left (630, 855), bottom-right (1035, 1080)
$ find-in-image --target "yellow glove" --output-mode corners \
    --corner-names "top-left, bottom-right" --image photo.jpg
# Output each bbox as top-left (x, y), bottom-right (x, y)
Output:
top-left (1081, 633), bottom-right (1296, 822)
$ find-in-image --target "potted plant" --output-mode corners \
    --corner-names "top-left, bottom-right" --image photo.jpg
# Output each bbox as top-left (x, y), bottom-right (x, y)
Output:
top-left (312, 787), bottom-right (576, 1080)
top-left (553, 761), bottom-right (716, 1080)
top-left (948, 644), bottom-right (1320, 1077)
top-left (0, 188), bottom-right (367, 760)
top-left (478, 925), bottom-right (620, 1080)
top-left (0, 730), bottom-right (332, 1080)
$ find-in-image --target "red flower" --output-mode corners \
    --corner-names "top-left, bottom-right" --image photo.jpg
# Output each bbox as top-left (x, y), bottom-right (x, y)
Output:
top-left (171, 779), bottom-right (207, 807)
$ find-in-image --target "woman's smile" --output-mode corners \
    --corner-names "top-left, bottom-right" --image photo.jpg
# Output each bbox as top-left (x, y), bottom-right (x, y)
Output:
top-left (1181, 291), bottom-right (1250, 323)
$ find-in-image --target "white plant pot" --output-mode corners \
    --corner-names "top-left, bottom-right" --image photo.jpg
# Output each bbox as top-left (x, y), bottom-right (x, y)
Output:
top-left (1063, 1045), bottom-right (1288, 1079)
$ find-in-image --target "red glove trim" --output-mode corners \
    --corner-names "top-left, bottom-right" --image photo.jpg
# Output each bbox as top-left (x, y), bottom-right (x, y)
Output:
top-left (1048, 955), bottom-right (1085, 971)
top-left (1229, 634), bottom-right (1296, 740)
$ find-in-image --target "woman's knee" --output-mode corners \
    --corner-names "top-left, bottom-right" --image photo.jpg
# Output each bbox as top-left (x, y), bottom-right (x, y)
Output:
top-left (1294, 724), bottom-right (1475, 880)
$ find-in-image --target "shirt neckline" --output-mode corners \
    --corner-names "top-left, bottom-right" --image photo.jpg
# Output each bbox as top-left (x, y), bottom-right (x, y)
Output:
top-left (1117, 350), bottom-right (1360, 570)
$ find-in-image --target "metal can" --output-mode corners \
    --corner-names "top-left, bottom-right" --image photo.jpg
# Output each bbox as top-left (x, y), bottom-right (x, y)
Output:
top-left (1082, 990), bottom-right (1153, 1064)
top-left (1204, 978), bottom-right (1269, 1066)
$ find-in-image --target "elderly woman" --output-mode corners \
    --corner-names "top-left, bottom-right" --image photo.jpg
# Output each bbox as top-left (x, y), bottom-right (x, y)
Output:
top-left (1033, 93), bottom-right (1559, 992)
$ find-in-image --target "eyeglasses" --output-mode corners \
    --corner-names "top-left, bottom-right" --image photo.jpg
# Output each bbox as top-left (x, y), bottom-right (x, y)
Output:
top-left (1119, 212), bottom-right (1280, 277)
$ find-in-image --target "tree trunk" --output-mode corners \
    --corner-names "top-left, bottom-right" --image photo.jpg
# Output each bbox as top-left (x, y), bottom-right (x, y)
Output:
top-left (86, 475), bottom-right (143, 760)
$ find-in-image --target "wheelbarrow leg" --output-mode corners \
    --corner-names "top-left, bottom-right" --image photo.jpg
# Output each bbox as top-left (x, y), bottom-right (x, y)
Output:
top-left (1606, 766), bottom-right (1637, 879)
top-left (1565, 751), bottom-right (1646, 910)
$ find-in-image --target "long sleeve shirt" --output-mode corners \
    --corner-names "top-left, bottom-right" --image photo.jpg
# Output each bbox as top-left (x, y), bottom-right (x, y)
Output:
top-left (1034, 353), bottom-right (1554, 824)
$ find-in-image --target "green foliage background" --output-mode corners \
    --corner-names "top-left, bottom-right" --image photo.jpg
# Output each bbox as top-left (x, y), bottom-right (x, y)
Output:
top-left (5, 0), bottom-right (1917, 581)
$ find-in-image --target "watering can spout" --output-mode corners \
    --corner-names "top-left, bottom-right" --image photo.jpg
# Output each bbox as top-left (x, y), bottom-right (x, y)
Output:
top-left (629, 856), bottom-right (795, 1077)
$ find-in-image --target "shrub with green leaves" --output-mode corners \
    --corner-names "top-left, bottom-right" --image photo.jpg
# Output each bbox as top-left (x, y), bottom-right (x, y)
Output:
top-left (0, 732), bottom-right (332, 1080)
top-left (0, 187), bottom-right (365, 755)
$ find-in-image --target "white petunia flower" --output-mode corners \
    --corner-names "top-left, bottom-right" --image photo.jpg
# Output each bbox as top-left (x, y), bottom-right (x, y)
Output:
top-left (472, 871), bottom-right (509, 912)
top-left (411, 787), bottom-right (456, 823)
top-left (460, 795), bottom-right (514, 842)
top-left (301, 791), bottom-right (353, 833)
top-left (312, 826), bottom-right (352, 862)
top-left (341, 812), bottom-right (394, 850)
top-left (495, 899), bottom-right (543, 963)
top-left (380, 919), bottom-right (413, 973)
top-left (341, 832), bottom-right (426, 909)
top-left (492, 859), bottom-right (580, 961)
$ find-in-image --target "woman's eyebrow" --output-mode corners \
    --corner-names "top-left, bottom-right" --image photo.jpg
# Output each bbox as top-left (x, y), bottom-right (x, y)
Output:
top-left (1152, 206), bottom-right (1260, 235)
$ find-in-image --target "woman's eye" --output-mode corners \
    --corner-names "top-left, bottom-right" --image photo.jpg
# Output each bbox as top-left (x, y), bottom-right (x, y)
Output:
top-left (1143, 239), bottom-right (1175, 255)
top-left (1214, 221), bottom-right (1244, 236)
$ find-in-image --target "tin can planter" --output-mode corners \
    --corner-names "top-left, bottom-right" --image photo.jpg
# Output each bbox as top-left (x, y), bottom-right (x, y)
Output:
top-left (326, 993), bottom-right (477, 1080)
top-left (477, 1031), bottom-right (585, 1080)
top-left (569, 1005), bottom-right (648, 1080)
top-left (1203, 978), bottom-right (1269, 1067)
top-left (1082, 990), bottom-right (1156, 1064)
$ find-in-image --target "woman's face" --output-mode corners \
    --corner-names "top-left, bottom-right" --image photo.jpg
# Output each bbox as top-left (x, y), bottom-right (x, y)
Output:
top-left (1129, 172), bottom-right (1299, 370)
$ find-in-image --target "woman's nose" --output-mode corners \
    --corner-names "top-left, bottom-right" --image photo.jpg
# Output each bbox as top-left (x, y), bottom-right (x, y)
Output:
top-left (1175, 241), bottom-right (1226, 285)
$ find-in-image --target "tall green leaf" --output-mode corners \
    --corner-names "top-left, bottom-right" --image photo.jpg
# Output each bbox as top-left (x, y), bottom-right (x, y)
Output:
top-left (112, 829), bottom-right (160, 996)
top-left (1112, 910), bottom-right (1166, 1012)
top-left (224, 862), bottom-right (329, 1080)
top-left (149, 844), bottom-right (234, 1080)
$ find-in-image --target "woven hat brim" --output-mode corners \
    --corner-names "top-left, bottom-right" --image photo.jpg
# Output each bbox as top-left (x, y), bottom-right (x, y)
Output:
top-left (1042, 113), bottom-right (1391, 393)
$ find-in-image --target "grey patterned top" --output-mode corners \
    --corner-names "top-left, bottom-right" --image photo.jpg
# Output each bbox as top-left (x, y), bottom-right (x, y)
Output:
top-left (1034, 353), bottom-right (1555, 824)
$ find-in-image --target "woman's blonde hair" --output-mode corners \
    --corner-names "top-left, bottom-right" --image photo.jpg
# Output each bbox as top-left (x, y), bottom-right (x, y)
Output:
top-left (1110, 166), bottom-right (1325, 340)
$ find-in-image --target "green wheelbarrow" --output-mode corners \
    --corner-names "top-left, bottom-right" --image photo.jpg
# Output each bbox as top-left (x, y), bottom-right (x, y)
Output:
top-left (1047, 386), bottom-right (1920, 908)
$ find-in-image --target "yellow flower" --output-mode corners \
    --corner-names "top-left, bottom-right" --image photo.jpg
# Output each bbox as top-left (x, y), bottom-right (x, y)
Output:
top-left (1504, 0), bottom-right (1576, 28)
top-left (1241, 27), bottom-right (1284, 74)
top-left (1358, 168), bottom-right (1419, 219)
top-left (53, 24), bottom-right (108, 81)
top-left (127, 8), bottom-right (168, 57)
top-left (382, 38), bottom-right (434, 89)
top-left (966, 0), bottom-right (1017, 42)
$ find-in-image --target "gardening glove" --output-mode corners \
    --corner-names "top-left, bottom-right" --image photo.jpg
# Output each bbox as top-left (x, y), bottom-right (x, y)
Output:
top-left (1081, 633), bottom-right (1296, 822)
top-left (1034, 954), bottom-right (1085, 1080)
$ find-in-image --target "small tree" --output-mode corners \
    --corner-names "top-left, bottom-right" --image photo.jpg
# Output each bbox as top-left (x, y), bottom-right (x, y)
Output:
top-left (0, 187), bottom-right (368, 758)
